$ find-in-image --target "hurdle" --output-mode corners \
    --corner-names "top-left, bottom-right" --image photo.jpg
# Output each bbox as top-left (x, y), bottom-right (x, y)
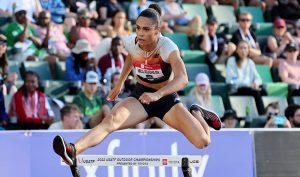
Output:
top-left (61, 155), bottom-right (202, 177)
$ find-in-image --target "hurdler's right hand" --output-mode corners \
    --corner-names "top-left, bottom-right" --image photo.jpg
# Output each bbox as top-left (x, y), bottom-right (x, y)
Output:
top-left (106, 86), bottom-right (122, 101)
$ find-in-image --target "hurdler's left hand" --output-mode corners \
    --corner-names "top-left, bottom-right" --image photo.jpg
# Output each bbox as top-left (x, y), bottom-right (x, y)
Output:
top-left (139, 92), bottom-right (162, 104)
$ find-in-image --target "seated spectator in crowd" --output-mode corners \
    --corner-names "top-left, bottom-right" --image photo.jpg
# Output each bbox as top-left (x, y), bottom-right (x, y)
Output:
top-left (294, 19), bottom-right (300, 50)
top-left (63, 0), bottom-right (87, 13)
top-left (199, 16), bottom-right (235, 64)
top-left (36, 11), bottom-right (70, 60)
top-left (226, 40), bottom-right (266, 115)
top-left (265, 18), bottom-right (293, 60)
top-left (128, 0), bottom-right (152, 21)
top-left (48, 104), bottom-right (83, 130)
top-left (0, 1), bottom-right (13, 16)
top-left (185, 73), bottom-right (213, 110)
top-left (97, 10), bottom-right (132, 38)
top-left (160, 0), bottom-right (204, 37)
top-left (221, 109), bottom-right (239, 128)
top-left (73, 71), bottom-right (110, 128)
top-left (9, 71), bottom-right (54, 130)
top-left (285, 104), bottom-right (300, 128)
top-left (66, 39), bottom-right (101, 81)
top-left (183, 0), bottom-right (218, 7)
top-left (218, 0), bottom-right (240, 10)
top-left (279, 43), bottom-right (300, 85)
top-left (70, 8), bottom-right (101, 48)
top-left (278, 43), bottom-right (300, 96)
top-left (6, 0), bottom-right (43, 22)
top-left (106, 71), bottom-right (131, 107)
top-left (264, 102), bottom-right (292, 128)
top-left (0, 84), bottom-right (9, 130)
top-left (5, 8), bottom-right (43, 61)
top-left (265, 102), bottom-right (280, 118)
top-left (264, 114), bottom-right (291, 128)
top-left (231, 12), bottom-right (273, 66)
top-left (0, 34), bottom-right (18, 96)
top-left (98, 36), bottom-right (126, 80)
top-left (271, 0), bottom-right (300, 21)
top-left (97, 0), bottom-right (124, 21)
top-left (39, 0), bottom-right (66, 24)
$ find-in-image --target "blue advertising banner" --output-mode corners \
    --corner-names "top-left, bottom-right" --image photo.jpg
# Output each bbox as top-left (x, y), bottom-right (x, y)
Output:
top-left (0, 130), bottom-right (254, 177)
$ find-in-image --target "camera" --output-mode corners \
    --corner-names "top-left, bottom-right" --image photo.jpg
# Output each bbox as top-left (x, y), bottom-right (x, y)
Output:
top-left (273, 116), bottom-right (285, 127)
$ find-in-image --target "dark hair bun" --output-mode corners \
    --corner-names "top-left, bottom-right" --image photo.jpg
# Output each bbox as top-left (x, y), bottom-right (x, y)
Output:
top-left (148, 4), bottom-right (162, 16)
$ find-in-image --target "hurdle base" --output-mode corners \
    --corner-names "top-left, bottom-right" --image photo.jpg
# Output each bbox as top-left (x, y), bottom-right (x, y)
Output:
top-left (181, 157), bottom-right (192, 177)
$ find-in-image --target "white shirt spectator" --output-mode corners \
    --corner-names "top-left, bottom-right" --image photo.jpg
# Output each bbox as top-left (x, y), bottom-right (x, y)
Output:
top-left (128, 1), bottom-right (153, 20)
top-left (7, 0), bottom-right (42, 22)
top-left (226, 56), bottom-right (262, 88)
top-left (48, 121), bottom-right (63, 130)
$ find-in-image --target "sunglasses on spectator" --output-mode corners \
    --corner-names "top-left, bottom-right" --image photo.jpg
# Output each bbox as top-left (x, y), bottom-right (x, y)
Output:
top-left (240, 19), bottom-right (251, 22)
top-left (81, 16), bottom-right (90, 20)
top-left (287, 49), bottom-right (297, 52)
top-left (41, 16), bottom-right (50, 19)
top-left (0, 41), bottom-right (7, 46)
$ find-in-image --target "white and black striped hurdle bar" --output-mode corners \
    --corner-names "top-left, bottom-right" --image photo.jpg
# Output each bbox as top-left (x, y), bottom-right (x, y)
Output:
top-left (61, 155), bottom-right (201, 177)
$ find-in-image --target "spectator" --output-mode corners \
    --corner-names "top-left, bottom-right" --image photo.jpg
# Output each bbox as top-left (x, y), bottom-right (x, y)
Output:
top-left (265, 102), bottom-right (280, 118)
top-left (5, 8), bottom-right (43, 61)
top-left (9, 71), bottom-right (54, 129)
top-left (66, 39), bottom-right (101, 81)
top-left (221, 109), bottom-right (239, 128)
top-left (263, 102), bottom-right (292, 128)
top-left (294, 19), bottom-right (300, 50)
top-left (183, 0), bottom-right (218, 7)
top-left (160, 0), bottom-right (204, 37)
top-left (48, 104), bottom-right (83, 130)
top-left (285, 104), bottom-right (300, 128)
top-left (226, 40), bottom-right (266, 114)
top-left (106, 71), bottom-right (131, 107)
top-left (70, 8), bottom-right (101, 48)
top-left (199, 16), bottom-right (235, 64)
top-left (97, 10), bottom-right (132, 38)
top-left (62, 0), bottom-right (88, 13)
top-left (0, 34), bottom-right (18, 96)
top-left (218, 0), bottom-right (240, 10)
top-left (185, 73), bottom-right (213, 110)
top-left (265, 18), bottom-right (293, 60)
top-left (39, 0), bottom-right (66, 24)
top-left (0, 82), bottom-right (9, 129)
top-left (98, 36), bottom-right (126, 80)
top-left (97, 0), bottom-right (124, 20)
top-left (279, 43), bottom-right (300, 85)
top-left (6, 0), bottom-right (43, 22)
top-left (36, 10), bottom-right (70, 60)
top-left (73, 71), bottom-right (110, 128)
top-left (128, 0), bottom-right (152, 21)
top-left (231, 12), bottom-right (273, 66)
top-left (271, 0), bottom-right (300, 21)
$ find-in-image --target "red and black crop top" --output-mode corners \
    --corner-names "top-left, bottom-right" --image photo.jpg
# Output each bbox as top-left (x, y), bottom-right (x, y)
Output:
top-left (123, 34), bottom-right (179, 84)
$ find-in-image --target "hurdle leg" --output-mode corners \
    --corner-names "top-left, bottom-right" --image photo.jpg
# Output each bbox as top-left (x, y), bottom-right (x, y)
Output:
top-left (181, 157), bottom-right (192, 177)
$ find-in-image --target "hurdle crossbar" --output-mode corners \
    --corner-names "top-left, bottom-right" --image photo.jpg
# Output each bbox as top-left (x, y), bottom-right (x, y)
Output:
top-left (61, 155), bottom-right (202, 167)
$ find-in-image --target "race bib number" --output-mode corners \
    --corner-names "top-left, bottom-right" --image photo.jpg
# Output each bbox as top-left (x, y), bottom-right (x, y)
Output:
top-left (133, 61), bottom-right (164, 81)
